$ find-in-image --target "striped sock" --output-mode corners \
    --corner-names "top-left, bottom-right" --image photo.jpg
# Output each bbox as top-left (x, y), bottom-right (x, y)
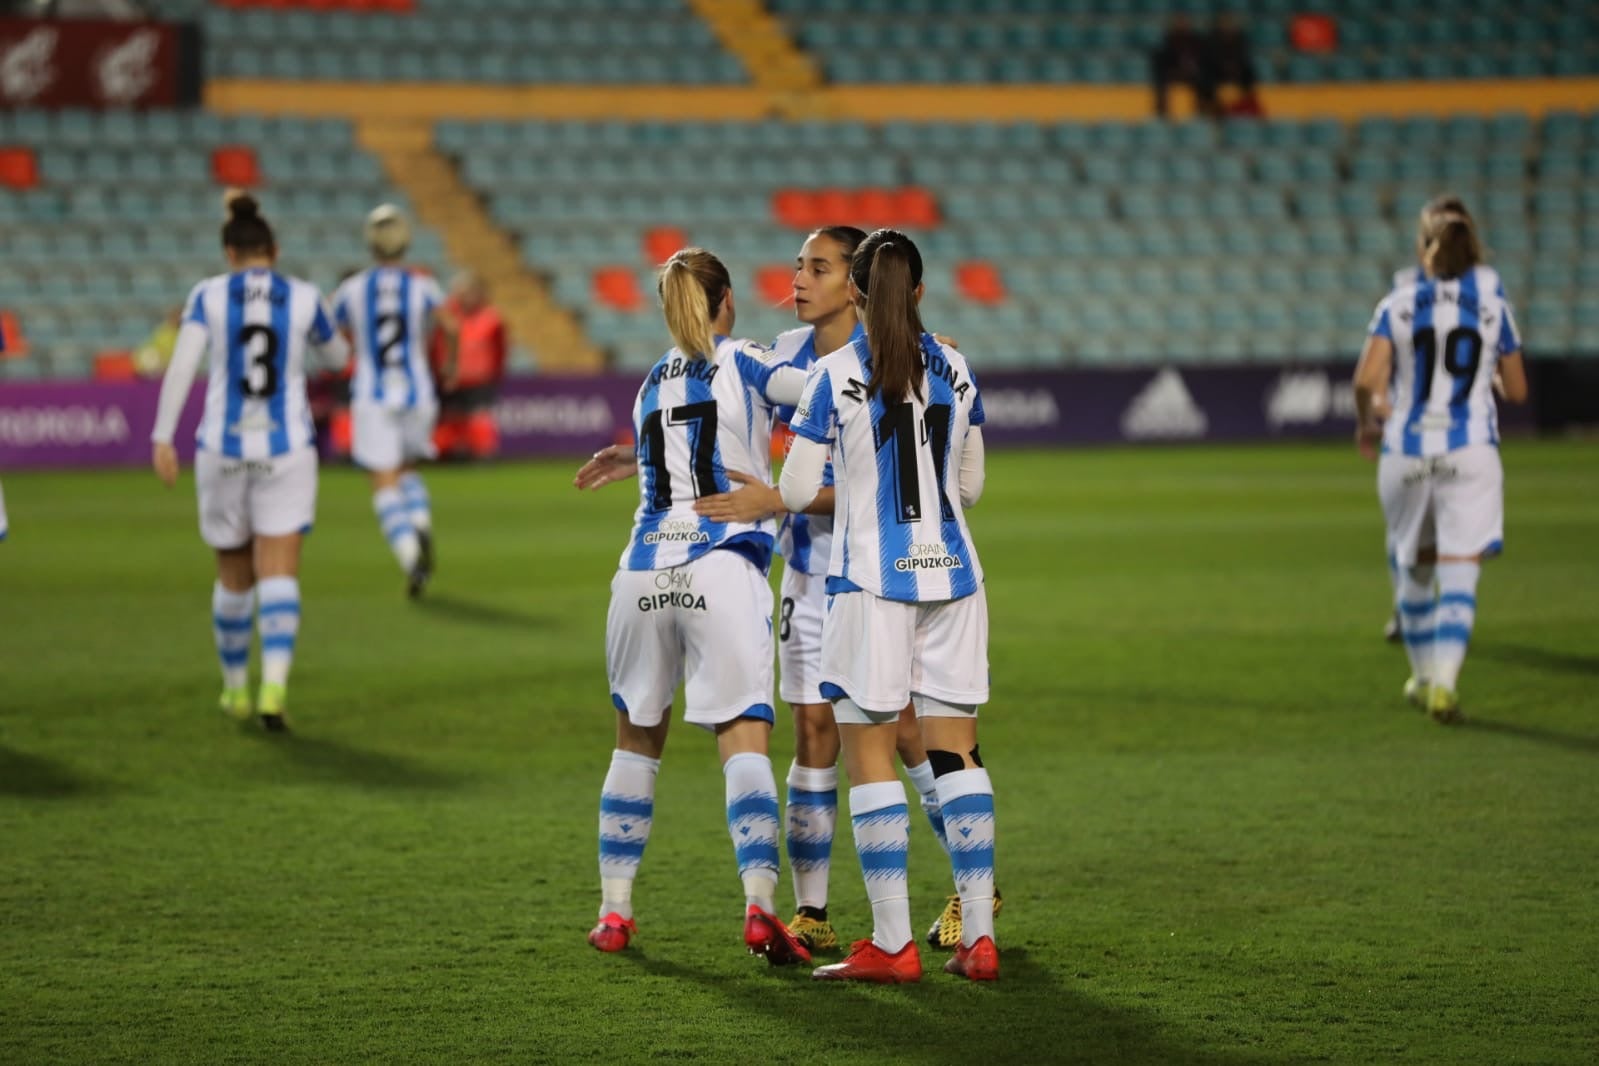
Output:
top-left (399, 471), bottom-right (432, 534)
top-left (1397, 565), bottom-right (1437, 683)
top-left (598, 750), bottom-right (659, 921)
top-left (903, 758), bottom-right (949, 854)
top-left (850, 779), bottom-right (912, 953)
top-left (725, 752), bottom-right (781, 913)
top-left (1433, 562), bottom-right (1481, 691)
top-left (785, 761), bottom-right (837, 912)
top-left (374, 486), bottom-right (419, 573)
top-left (256, 577), bottom-right (300, 688)
top-left (936, 767), bottom-right (998, 947)
top-left (211, 582), bottom-right (254, 689)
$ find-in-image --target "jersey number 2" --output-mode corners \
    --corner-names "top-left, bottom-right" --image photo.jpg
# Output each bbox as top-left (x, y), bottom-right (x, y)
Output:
top-left (237, 324), bottom-right (279, 399)
top-left (874, 402), bottom-right (954, 524)
top-left (639, 401), bottom-right (718, 512)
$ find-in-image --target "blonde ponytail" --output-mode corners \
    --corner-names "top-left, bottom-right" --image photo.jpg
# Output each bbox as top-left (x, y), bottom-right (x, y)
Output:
top-left (657, 248), bottom-right (729, 361)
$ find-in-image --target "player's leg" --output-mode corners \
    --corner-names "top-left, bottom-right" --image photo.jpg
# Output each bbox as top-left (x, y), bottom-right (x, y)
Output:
top-left (213, 544), bottom-right (256, 720)
top-left (812, 592), bottom-right (922, 983)
top-left (914, 592), bottom-right (998, 981)
top-left (591, 567), bottom-right (678, 952)
top-left (779, 568), bottom-right (840, 950)
top-left (248, 448), bottom-right (317, 731)
top-left (0, 477), bottom-right (9, 541)
top-left (1426, 446), bottom-right (1504, 723)
top-left (685, 551), bottom-right (807, 965)
top-left (1383, 540), bottom-right (1403, 643)
top-left (398, 405), bottom-right (438, 577)
top-left (1379, 455), bottom-right (1437, 705)
top-left (355, 404), bottom-right (423, 590)
top-left (197, 451), bottom-right (255, 719)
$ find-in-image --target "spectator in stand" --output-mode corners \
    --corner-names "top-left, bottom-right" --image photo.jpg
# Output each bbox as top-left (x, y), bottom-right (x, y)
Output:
top-left (432, 271), bottom-right (508, 460)
top-left (1150, 14), bottom-right (1213, 118)
top-left (1208, 13), bottom-right (1261, 117)
top-left (133, 306), bottom-right (182, 378)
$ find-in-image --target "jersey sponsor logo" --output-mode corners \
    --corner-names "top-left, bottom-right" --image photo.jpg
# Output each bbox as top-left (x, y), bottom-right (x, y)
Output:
top-left (638, 590), bottom-right (708, 612)
top-left (1121, 368), bottom-right (1207, 440)
top-left (894, 542), bottom-right (965, 572)
top-left (217, 459), bottom-right (276, 477)
top-left (642, 518), bottom-right (710, 546)
top-left (0, 404), bottom-right (128, 446)
top-left (980, 388), bottom-right (1060, 429)
top-left (647, 356), bottom-right (720, 388)
top-left (1265, 371), bottom-right (1356, 428)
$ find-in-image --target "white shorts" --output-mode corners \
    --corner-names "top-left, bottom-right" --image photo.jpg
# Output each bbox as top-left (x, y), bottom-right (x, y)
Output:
top-left (352, 402), bottom-right (437, 472)
top-left (1379, 444), bottom-right (1504, 566)
top-left (606, 549), bottom-right (776, 730)
top-left (195, 446), bottom-right (318, 550)
top-left (778, 566), bottom-right (828, 706)
top-left (821, 587), bottom-right (989, 717)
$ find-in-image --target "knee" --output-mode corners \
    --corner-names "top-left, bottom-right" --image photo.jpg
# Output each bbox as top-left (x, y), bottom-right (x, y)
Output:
top-left (926, 746), bottom-right (983, 777)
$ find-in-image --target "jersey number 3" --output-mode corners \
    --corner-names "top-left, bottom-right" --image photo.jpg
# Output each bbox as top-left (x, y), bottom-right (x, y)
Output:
top-left (875, 402), bottom-right (954, 524)
top-left (237, 324), bottom-right (280, 399)
top-left (639, 401), bottom-right (719, 512)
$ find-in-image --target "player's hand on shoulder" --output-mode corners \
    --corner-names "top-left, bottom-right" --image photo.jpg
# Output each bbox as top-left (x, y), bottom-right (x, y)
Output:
top-left (152, 443), bottom-right (179, 488)
top-left (574, 444), bottom-right (638, 490)
top-left (932, 332), bottom-right (958, 349)
top-left (692, 471), bottom-right (780, 522)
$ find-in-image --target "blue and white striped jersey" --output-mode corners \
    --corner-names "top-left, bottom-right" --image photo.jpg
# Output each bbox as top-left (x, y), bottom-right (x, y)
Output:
top-left (620, 336), bottom-right (797, 572)
top-left (1393, 263), bottom-right (1502, 296)
top-left (333, 266), bottom-right (444, 410)
top-left (769, 324), bottom-right (864, 576)
top-left (1369, 265), bottom-right (1521, 457)
top-left (790, 333), bottom-right (985, 603)
top-left (182, 268), bottom-right (336, 459)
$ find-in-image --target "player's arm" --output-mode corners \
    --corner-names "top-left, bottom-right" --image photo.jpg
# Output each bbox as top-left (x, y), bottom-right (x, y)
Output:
top-left (149, 322), bottom-right (207, 487)
top-left (573, 443), bottom-right (638, 491)
top-left (1494, 352), bottom-right (1528, 404)
top-left (778, 437), bottom-right (828, 514)
top-left (694, 472), bottom-right (833, 523)
top-left (309, 296), bottom-right (350, 373)
top-left (1352, 334), bottom-right (1393, 462)
top-left (958, 427), bottom-right (986, 508)
top-left (431, 288), bottom-right (461, 389)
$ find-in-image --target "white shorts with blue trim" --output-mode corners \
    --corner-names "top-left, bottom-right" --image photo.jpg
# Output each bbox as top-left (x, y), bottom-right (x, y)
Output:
top-left (195, 445), bottom-right (318, 550)
top-left (352, 401), bottom-right (437, 472)
top-left (606, 548), bottom-right (776, 730)
top-left (777, 566), bottom-right (827, 705)
top-left (1379, 443), bottom-right (1504, 566)
top-left (820, 586), bottom-right (989, 716)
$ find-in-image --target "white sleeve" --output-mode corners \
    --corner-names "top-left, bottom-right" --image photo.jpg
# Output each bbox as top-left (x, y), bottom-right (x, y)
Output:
top-left (313, 329), bottom-right (351, 373)
top-left (958, 426), bottom-right (985, 508)
top-left (763, 365), bottom-right (807, 406)
top-left (150, 322), bottom-right (207, 445)
top-left (778, 435), bottom-right (829, 514)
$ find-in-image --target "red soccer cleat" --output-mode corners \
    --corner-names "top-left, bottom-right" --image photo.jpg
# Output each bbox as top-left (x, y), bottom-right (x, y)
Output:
top-left (587, 912), bottom-right (637, 953)
top-left (812, 938), bottom-right (922, 983)
top-left (744, 905), bottom-right (812, 966)
top-left (944, 935), bottom-right (999, 981)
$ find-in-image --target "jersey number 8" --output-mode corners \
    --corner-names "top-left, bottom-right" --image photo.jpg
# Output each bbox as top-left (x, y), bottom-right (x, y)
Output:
top-left (237, 324), bottom-right (280, 399)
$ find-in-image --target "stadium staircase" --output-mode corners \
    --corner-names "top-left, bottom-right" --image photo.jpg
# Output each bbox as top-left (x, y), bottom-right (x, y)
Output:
top-left (355, 119), bottom-right (603, 372)
top-left (685, 0), bottom-right (819, 97)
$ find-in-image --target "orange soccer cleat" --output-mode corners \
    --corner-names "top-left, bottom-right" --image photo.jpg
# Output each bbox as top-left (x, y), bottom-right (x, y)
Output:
top-left (812, 938), bottom-right (922, 984)
top-left (943, 935), bottom-right (999, 981)
top-left (587, 913), bottom-right (637, 953)
top-left (744, 905), bottom-right (812, 966)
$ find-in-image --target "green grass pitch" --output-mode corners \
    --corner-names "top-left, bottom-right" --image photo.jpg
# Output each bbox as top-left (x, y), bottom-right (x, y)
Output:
top-left (2, 441), bottom-right (1596, 1065)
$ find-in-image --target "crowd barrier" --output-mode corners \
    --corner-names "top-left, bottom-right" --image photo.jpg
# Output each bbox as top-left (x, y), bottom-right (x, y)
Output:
top-left (0, 361), bottom-right (1559, 471)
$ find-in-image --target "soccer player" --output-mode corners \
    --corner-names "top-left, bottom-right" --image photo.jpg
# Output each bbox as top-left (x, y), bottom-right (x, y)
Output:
top-left (149, 195), bottom-right (347, 731)
top-left (689, 227), bottom-right (997, 954)
top-left (1354, 207), bottom-right (1527, 724)
top-left (583, 247), bottom-right (813, 966)
top-left (779, 229), bottom-right (997, 983)
top-left (332, 205), bottom-right (455, 598)
top-left (1379, 196), bottom-right (1506, 644)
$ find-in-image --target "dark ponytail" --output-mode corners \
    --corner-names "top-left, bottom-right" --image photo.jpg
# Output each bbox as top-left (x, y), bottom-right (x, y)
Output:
top-left (1424, 217), bottom-right (1481, 280)
top-left (221, 193), bottom-right (275, 258)
top-left (850, 228), bottom-right (925, 403)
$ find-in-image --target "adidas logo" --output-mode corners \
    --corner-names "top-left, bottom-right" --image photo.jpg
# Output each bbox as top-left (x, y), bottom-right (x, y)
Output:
top-left (1120, 368), bottom-right (1207, 440)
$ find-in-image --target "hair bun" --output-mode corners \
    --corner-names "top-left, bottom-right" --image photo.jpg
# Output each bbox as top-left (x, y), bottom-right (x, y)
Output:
top-left (228, 193), bottom-right (262, 221)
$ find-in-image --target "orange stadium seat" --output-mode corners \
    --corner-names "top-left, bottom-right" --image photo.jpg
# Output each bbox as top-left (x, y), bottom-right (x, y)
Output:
top-left (643, 226), bottom-right (688, 265)
top-left (853, 188), bottom-right (899, 228)
top-left (814, 189), bottom-right (853, 226)
top-left (773, 190), bottom-right (819, 229)
top-left (211, 145), bottom-right (260, 187)
top-left (955, 261), bottom-right (1007, 306)
top-left (755, 265), bottom-right (793, 308)
top-left (0, 146), bottom-right (39, 190)
top-left (93, 351), bottom-right (137, 381)
top-left (1291, 14), bottom-right (1338, 53)
top-left (0, 310), bottom-right (28, 356)
top-left (894, 187), bottom-right (940, 228)
top-left (593, 266), bottom-right (645, 313)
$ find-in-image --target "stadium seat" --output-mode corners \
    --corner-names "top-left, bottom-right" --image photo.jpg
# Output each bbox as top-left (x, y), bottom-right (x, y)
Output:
top-left (755, 265), bottom-right (793, 307)
top-left (954, 262), bottom-right (1007, 306)
top-left (642, 226), bottom-right (687, 266)
top-left (211, 145), bottom-right (261, 187)
top-left (0, 146), bottom-right (39, 190)
top-left (593, 266), bottom-right (645, 313)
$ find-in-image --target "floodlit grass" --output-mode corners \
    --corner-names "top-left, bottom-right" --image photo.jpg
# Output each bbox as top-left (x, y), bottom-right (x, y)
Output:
top-left (2, 441), bottom-right (1596, 1065)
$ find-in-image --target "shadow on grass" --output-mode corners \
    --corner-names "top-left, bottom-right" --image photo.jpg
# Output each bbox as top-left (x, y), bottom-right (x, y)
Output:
top-left (244, 731), bottom-right (468, 791)
top-left (1461, 717), bottom-right (1599, 755)
top-left (0, 745), bottom-right (107, 798)
top-left (616, 945), bottom-right (1281, 1066)
top-left (1472, 643), bottom-right (1599, 678)
top-left (412, 593), bottom-right (552, 632)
